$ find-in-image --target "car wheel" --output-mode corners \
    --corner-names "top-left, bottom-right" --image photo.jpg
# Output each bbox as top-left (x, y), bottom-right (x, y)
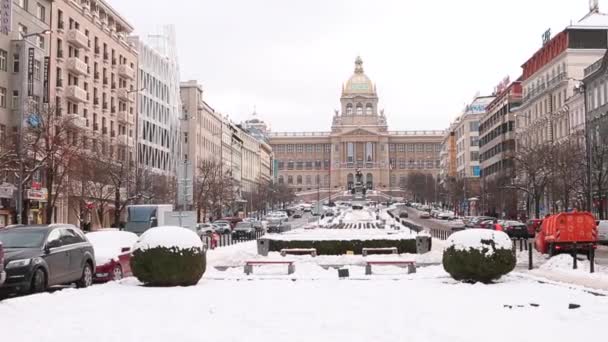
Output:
top-left (112, 265), bottom-right (123, 281)
top-left (77, 263), bottom-right (93, 288)
top-left (29, 268), bottom-right (47, 294)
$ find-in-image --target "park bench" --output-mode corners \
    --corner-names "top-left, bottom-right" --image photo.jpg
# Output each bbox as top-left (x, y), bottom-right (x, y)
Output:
top-left (362, 247), bottom-right (398, 256)
top-left (244, 260), bottom-right (295, 275)
top-left (365, 261), bottom-right (416, 275)
top-left (280, 248), bottom-right (317, 257)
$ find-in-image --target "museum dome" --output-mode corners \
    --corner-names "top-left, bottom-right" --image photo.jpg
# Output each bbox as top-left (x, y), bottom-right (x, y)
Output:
top-left (343, 56), bottom-right (376, 95)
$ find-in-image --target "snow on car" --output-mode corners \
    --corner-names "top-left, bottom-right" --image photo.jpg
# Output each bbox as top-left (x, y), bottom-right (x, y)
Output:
top-left (86, 230), bottom-right (138, 282)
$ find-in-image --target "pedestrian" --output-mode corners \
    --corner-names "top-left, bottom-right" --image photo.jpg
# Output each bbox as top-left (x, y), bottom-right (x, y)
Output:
top-left (493, 219), bottom-right (503, 232)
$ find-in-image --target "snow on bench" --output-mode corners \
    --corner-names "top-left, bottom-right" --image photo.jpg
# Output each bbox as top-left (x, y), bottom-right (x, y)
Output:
top-left (280, 248), bottom-right (317, 257)
top-left (362, 247), bottom-right (398, 256)
top-left (244, 260), bottom-right (295, 275)
top-left (365, 261), bottom-right (416, 275)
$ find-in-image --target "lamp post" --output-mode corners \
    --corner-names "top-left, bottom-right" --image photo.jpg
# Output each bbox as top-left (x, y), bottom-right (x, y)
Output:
top-left (15, 30), bottom-right (52, 225)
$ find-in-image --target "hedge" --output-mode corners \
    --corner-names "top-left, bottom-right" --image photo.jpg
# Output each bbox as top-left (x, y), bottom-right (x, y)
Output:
top-left (268, 239), bottom-right (417, 255)
top-left (442, 245), bottom-right (515, 284)
top-left (131, 246), bottom-right (206, 287)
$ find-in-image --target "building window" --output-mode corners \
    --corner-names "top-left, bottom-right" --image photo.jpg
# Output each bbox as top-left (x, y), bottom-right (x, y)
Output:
top-left (296, 161), bottom-right (303, 170)
top-left (296, 144), bottom-right (303, 153)
top-left (416, 144), bottom-right (423, 152)
top-left (389, 144), bottom-right (395, 152)
top-left (306, 144), bottom-right (313, 153)
top-left (296, 175), bottom-right (302, 184)
top-left (0, 50), bottom-right (6, 72)
top-left (287, 176), bottom-right (293, 184)
top-left (398, 143), bottom-right (405, 152)
top-left (325, 144), bottom-right (331, 152)
top-left (18, 23), bottom-right (28, 37)
top-left (305, 175), bottom-right (311, 184)
top-left (287, 144), bottom-right (294, 152)
top-left (347, 142), bottom-right (354, 163)
top-left (407, 144), bottom-right (414, 152)
top-left (315, 144), bottom-right (322, 153)
top-left (356, 103), bottom-right (363, 115)
top-left (425, 144), bottom-right (433, 152)
top-left (34, 60), bottom-right (41, 80)
top-left (365, 103), bottom-right (373, 115)
top-left (346, 103), bottom-right (353, 115)
top-left (470, 136), bottom-right (479, 146)
top-left (18, 0), bottom-right (28, 10)
top-left (36, 4), bottom-right (46, 22)
top-left (0, 87), bottom-right (6, 108)
top-left (13, 53), bottom-right (19, 72)
top-left (12, 90), bottom-right (19, 109)
top-left (399, 159), bottom-right (406, 169)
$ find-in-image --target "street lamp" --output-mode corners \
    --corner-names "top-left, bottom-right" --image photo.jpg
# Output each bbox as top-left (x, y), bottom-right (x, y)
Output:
top-left (15, 29), bottom-right (52, 224)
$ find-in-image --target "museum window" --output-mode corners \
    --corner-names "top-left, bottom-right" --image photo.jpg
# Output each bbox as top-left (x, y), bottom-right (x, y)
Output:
top-left (365, 103), bottom-right (373, 115)
top-left (346, 103), bottom-right (353, 115)
top-left (407, 144), bottom-right (414, 152)
top-left (399, 159), bottom-right (406, 169)
top-left (315, 144), bottom-right (322, 152)
top-left (416, 144), bottom-right (424, 152)
top-left (296, 144), bottom-right (304, 153)
top-left (287, 144), bottom-right (294, 152)
top-left (356, 103), bottom-right (363, 115)
top-left (287, 161), bottom-right (294, 170)
top-left (305, 161), bottom-right (313, 170)
top-left (306, 144), bottom-right (313, 153)
top-left (347, 142), bottom-right (354, 163)
top-left (325, 144), bottom-right (331, 152)
top-left (426, 144), bottom-right (433, 152)
top-left (315, 160), bottom-right (322, 169)
top-left (296, 160), bottom-right (303, 170)
top-left (398, 143), bottom-right (405, 152)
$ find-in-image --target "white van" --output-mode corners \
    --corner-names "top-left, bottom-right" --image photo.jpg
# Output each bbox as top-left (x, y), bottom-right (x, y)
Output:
top-left (597, 220), bottom-right (608, 244)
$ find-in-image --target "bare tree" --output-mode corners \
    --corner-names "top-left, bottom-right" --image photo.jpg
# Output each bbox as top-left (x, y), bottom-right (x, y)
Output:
top-left (547, 140), bottom-right (585, 212)
top-left (22, 105), bottom-right (84, 224)
top-left (512, 143), bottom-right (554, 218)
top-left (590, 121), bottom-right (608, 219)
top-left (194, 160), bottom-right (227, 221)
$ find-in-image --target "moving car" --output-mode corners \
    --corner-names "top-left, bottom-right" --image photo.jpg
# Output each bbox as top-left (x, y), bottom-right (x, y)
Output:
top-left (466, 216), bottom-right (495, 228)
top-left (232, 222), bottom-right (255, 240)
top-left (86, 230), bottom-right (138, 282)
top-left (292, 210), bottom-right (303, 219)
top-left (0, 225), bottom-right (95, 294)
top-left (535, 211), bottom-right (597, 257)
top-left (220, 217), bottom-right (243, 229)
top-left (212, 220), bottom-right (232, 234)
top-left (196, 223), bottom-right (216, 237)
top-left (418, 211), bottom-right (430, 219)
top-left (500, 221), bottom-right (529, 239)
top-left (0, 241), bottom-right (5, 287)
top-left (399, 211), bottom-right (409, 218)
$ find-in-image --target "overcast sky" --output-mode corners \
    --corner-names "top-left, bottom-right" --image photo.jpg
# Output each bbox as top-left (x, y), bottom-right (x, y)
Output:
top-left (111, 0), bottom-right (602, 132)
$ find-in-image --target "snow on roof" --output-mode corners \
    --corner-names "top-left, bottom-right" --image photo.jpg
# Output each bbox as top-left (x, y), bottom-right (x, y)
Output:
top-left (134, 226), bottom-right (203, 251)
top-left (446, 229), bottom-right (512, 255)
top-left (571, 11), bottom-right (608, 28)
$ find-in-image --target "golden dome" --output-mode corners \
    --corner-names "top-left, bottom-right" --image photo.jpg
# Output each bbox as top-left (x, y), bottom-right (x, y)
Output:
top-left (343, 56), bottom-right (375, 95)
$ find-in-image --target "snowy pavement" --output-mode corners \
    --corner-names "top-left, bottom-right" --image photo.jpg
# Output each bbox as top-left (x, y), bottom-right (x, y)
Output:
top-left (1, 267), bottom-right (606, 342)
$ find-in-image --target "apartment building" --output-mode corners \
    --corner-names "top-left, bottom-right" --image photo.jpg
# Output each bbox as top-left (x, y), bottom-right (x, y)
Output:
top-left (130, 26), bottom-right (180, 176)
top-left (517, 11), bottom-right (608, 147)
top-left (454, 95), bottom-right (494, 178)
top-left (0, 0), bottom-right (52, 226)
top-left (180, 80), bottom-right (222, 170)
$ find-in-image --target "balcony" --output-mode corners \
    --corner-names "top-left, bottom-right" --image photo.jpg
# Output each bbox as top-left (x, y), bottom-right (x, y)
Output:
top-left (65, 85), bottom-right (88, 103)
top-left (118, 64), bottom-right (135, 80)
top-left (117, 88), bottom-right (133, 102)
top-left (56, 78), bottom-right (64, 89)
top-left (117, 134), bottom-right (133, 146)
top-left (118, 110), bottom-right (134, 125)
top-left (66, 29), bottom-right (89, 49)
top-left (65, 114), bottom-right (86, 129)
top-left (66, 57), bottom-right (88, 76)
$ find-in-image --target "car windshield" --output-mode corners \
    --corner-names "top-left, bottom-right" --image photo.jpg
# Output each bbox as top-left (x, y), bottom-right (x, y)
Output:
top-left (0, 229), bottom-right (46, 248)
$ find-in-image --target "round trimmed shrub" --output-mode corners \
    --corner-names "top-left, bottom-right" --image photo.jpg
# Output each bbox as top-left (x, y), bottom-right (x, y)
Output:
top-left (442, 229), bottom-right (515, 284)
top-left (130, 226), bottom-right (206, 287)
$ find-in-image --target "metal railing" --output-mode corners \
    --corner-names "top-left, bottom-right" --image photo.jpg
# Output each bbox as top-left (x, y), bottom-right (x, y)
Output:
top-left (201, 229), bottom-right (265, 250)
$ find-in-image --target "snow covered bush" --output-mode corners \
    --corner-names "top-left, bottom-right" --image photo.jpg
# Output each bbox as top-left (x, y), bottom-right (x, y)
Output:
top-left (442, 229), bottom-right (515, 284)
top-left (130, 226), bottom-right (206, 287)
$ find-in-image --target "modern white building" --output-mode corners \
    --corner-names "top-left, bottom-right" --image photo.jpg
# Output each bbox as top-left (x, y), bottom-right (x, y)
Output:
top-left (454, 96), bottom-right (495, 178)
top-left (130, 26), bottom-right (181, 175)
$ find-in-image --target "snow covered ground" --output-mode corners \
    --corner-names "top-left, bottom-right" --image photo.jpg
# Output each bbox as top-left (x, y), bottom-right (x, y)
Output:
top-left (1, 264), bottom-right (606, 342)
top-left (2, 208), bottom-right (608, 341)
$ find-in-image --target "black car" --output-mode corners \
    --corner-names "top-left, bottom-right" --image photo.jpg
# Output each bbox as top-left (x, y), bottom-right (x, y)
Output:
top-left (399, 211), bottom-right (409, 218)
top-left (232, 222), bottom-right (255, 239)
top-left (292, 211), bottom-right (303, 219)
top-left (0, 225), bottom-right (95, 295)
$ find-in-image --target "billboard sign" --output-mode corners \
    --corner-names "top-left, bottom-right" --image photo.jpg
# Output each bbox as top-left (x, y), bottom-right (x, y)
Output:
top-left (0, 0), bottom-right (11, 35)
top-left (28, 48), bottom-right (34, 96)
top-left (473, 166), bottom-right (481, 177)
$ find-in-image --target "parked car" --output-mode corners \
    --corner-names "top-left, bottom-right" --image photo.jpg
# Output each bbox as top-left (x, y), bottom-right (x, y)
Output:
top-left (500, 221), bottom-right (529, 239)
top-left (86, 230), bottom-right (138, 282)
top-left (0, 225), bottom-right (95, 295)
top-left (526, 219), bottom-right (543, 238)
top-left (478, 219), bottom-right (495, 229)
top-left (292, 210), bottom-right (303, 219)
top-left (212, 220), bottom-right (232, 234)
top-left (535, 212), bottom-right (597, 257)
top-left (251, 221), bottom-right (265, 232)
top-left (220, 217), bottom-right (243, 229)
top-left (196, 223), bottom-right (216, 237)
top-left (438, 211), bottom-right (455, 220)
top-left (399, 211), bottom-right (409, 218)
top-left (419, 211), bottom-right (430, 219)
top-left (467, 216), bottom-right (496, 228)
top-left (597, 220), bottom-right (608, 245)
top-left (232, 222), bottom-right (255, 239)
top-left (0, 241), bottom-right (5, 287)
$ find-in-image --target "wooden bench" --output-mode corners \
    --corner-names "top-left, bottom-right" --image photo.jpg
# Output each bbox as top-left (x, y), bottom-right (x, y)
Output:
top-left (280, 248), bottom-right (317, 257)
top-left (365, 261), bottom-right (416, 275)
top-left (362, 247), bottom-right (398, 256)
top-left (244, 261), bottom-right (295, 275)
